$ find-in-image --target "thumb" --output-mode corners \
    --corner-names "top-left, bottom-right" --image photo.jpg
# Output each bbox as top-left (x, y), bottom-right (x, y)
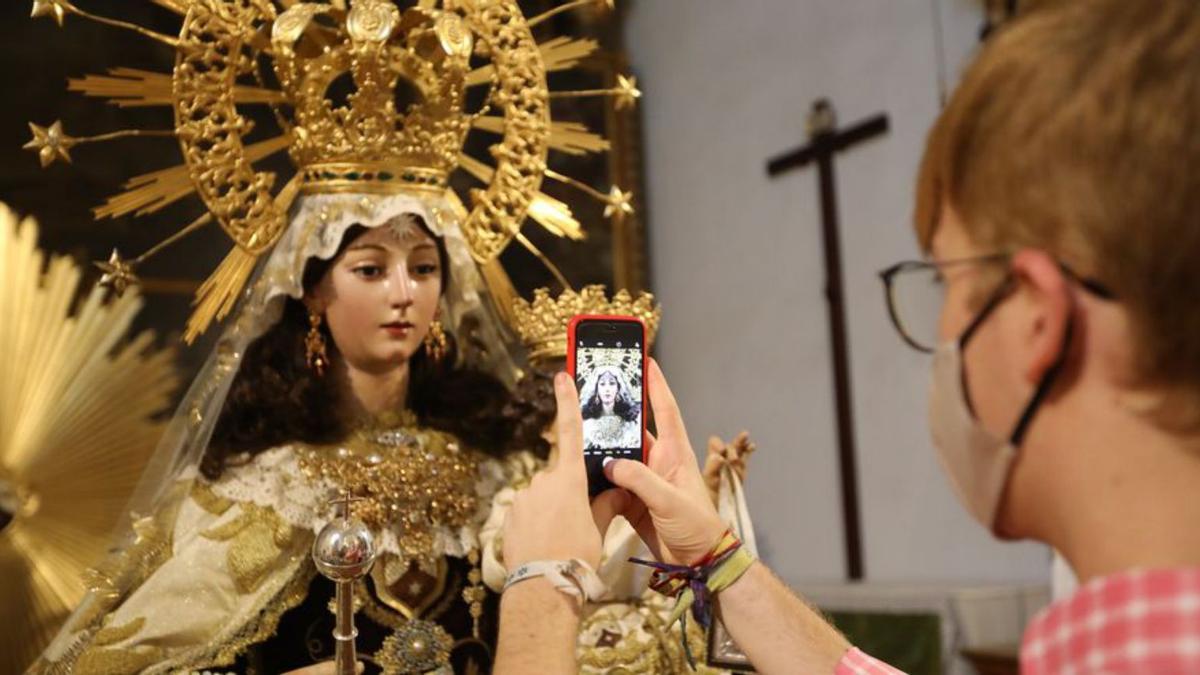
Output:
top-left (604, 457), bottom-right (674, 512)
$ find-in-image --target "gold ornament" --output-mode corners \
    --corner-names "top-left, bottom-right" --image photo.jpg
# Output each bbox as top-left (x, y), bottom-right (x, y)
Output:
top-left (93, 248), bottom-right (140, 297)
top-left (376, 619), bottom-right (454, 674)
top-left (30, 0), bottom-right (642, 343)
top-left (297, 413), bottom-right (480, 569)
top-left (0, 203), bottom-right (177, 673)
top-left (604, 185), bottom-right (635, 219)
top-left (612, 74), bottom-right (643, 111)
top-left (512, 285), bottom-right (661, 364)
top-left (30, 0), bottom-right (68, 27)
top-left (424, 318), bottom-right (448, 366)
top-left (462, 549), bottom-right (485, 638)
top-left (23, 120), bottom-right (74, 168)
top-left (305, 310), bottom-right (329, 377)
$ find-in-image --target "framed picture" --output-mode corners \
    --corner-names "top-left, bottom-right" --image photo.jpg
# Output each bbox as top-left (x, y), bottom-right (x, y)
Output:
top-left (707, 617), bottom-right (757, 672)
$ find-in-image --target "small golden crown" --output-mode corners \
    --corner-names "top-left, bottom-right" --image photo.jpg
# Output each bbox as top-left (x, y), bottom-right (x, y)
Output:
top-left (274, 3), bottom-right (472, 194)
top-left (512, 285), bottom-right (662, 364)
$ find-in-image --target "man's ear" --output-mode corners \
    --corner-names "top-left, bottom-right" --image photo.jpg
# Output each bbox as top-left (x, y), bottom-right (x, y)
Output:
top-left (1010, 248), bottom-right (1073, 385)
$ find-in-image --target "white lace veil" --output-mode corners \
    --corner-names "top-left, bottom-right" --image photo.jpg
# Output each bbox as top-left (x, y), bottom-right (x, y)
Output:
top-left (44, 190), bottom-right (525, 651)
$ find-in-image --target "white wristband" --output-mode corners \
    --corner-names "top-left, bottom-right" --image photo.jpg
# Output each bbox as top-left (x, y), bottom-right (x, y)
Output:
top-left (503, 558), bottom-right (607, 604)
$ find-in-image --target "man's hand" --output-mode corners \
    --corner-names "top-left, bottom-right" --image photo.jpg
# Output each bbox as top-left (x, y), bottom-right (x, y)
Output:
top-left (603, 359), bottom-right (728, 565)
top-left (503, 372), bottom-right (610, 571)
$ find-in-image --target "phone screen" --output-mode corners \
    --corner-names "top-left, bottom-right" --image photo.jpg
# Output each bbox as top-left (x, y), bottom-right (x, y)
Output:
top-left (573, 319), bottom-right (645, 496)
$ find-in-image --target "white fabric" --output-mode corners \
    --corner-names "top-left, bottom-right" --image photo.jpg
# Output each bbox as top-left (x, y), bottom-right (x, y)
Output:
top-left (928, 340), bottom-right (1016, 531)
top-left (716, 460), bottom-right (758, 557)
top-left (503, 558), bottom-right (608, 604)
top-left (1051, 550), bottom-right (1079, 601)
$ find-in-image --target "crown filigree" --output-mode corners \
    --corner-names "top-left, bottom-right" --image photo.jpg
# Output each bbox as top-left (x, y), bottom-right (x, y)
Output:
top-left (275, 3), bottom-right (471, 193)
top-left (512, 285), bottom-right (662, 364)
top-left (27, 0), bottom-right (642, 343)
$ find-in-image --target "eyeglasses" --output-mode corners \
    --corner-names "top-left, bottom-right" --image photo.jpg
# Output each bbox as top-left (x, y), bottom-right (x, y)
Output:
top-left (878, 254), bottom-right (1115, 353)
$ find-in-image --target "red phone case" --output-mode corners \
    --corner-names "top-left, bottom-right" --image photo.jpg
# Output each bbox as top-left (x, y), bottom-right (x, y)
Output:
top-left (566, 314), bottom-right (648, 464)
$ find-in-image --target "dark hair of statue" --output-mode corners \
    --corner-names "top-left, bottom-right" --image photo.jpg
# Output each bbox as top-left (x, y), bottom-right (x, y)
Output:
top-left (580, 370), bottom-right (639, 423)
top-left (202, 220), bottom-right (549, 479)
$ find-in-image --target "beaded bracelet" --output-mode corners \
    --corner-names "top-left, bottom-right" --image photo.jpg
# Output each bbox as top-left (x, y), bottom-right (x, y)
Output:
top-left (630, 530), bottom-right (756, 668)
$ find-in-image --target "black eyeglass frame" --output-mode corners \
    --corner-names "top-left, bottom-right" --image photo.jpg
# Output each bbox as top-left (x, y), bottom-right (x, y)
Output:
top-left (878, 253), bottom-right (1116, 354)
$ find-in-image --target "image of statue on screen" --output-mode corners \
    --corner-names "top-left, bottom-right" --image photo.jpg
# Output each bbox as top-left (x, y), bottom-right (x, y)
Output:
top-left (577, 356), bottom-right (643, 451)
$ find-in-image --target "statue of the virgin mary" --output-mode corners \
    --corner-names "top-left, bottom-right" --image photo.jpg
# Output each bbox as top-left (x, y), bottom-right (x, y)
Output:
top-left (22, 2), bottom-right (754, 673)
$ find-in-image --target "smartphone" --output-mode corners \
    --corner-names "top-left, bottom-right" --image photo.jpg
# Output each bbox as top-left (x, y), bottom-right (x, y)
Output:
top-left (567, 315), bottom-right (648, 497)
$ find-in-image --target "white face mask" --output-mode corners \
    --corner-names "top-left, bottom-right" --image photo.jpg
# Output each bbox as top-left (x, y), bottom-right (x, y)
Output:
top-left (928, 340), bottom-right (1017, 532)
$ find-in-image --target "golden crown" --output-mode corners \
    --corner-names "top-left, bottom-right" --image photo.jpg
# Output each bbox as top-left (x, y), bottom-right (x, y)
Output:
top-left (512, 285), bottom-right (661, 364)
top-left (276, 3), bottom-right (474, 194)
top-left (26, 0), bottom-right (641, 342)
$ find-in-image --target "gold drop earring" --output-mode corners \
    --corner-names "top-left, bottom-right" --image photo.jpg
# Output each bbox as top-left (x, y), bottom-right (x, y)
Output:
top-left (306, 309), bottom-right (328, 376)
top-left (424, 315), bottom-right (447, 366)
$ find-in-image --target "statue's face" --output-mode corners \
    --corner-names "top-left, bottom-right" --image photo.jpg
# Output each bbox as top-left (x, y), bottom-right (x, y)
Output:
top-left (310, 217), bottom-right (442, 373)
top-left (598, 371), bottom-right (619, 407)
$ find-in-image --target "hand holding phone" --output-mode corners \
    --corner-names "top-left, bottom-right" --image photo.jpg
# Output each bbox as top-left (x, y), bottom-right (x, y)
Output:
top-left (567, 315), bottom-right (647, 497)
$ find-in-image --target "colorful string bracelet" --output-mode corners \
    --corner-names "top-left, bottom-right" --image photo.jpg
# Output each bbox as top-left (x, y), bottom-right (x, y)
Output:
top-left (630, 530), bottom-right (756, 668)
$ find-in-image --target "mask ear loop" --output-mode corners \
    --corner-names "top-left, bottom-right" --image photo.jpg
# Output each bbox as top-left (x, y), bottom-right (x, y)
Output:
top-left (957, 274), bottom-right (1016, 350)
top-left (1009, 315), bottom-right (1074, 446)
top-left (954, 271), bottom-right (1076, 446)
top-left (954, 275), bottom-right (1016, 417)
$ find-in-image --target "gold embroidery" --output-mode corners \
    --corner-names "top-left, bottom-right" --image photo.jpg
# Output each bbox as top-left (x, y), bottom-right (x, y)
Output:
top-left (576, 595), bottom-right (723, 674)
top-left (74, 644), bottom-right (165, 675)
top-left (297, 412), bottom-right (481, 566)
top-left (67, 483), bottom-right (185, 634)
top-left (91, 616), bottom-right (146, 647)
top-left (201, 502), bottom-right (297, 594)
top-left (375, 619), bottom-right (454, 674)
top-left (208, 559), bottom-right (315, 666)
top-left (191, 481), bottom-right (234, 516)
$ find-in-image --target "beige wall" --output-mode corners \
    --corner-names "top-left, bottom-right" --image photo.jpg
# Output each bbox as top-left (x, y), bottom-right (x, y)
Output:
top-left (626, 0), bottom-right (1051, 583)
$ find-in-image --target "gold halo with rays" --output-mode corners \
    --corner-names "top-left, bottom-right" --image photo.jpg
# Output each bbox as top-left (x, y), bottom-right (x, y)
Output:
top-left (0, 203), bottom-right (178, 673)
top-left (26, 0), bottom-right (642, 343)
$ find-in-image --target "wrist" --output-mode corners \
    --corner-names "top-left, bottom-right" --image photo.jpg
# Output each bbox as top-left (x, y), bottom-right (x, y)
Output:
top-left (501, 576), bottom-right (582, 620)
top-left (687, 520), bottom-right (735, 565)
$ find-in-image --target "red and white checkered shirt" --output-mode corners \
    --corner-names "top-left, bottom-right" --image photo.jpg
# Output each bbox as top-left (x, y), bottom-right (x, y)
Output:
top-left (833, 567), bottom-right (1200, 675)
top-left (1021, 567), bottom-right (1200, 674)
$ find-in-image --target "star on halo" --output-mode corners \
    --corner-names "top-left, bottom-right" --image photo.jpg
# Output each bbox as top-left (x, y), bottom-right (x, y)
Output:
top-left (613, 74), bottom-right (641, 111)
top-left (94, 249), bottom-right (140, 297)
top-left (604, 186), bottom-right (635, 219)
top-left (23, 121), bottom-right (75, 168)
top-left (30, 0), bottom-right (69, 27)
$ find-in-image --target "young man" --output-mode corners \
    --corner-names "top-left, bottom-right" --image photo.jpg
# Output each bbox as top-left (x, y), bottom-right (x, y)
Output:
top-left (496, 1), bottom-right (1200, 672)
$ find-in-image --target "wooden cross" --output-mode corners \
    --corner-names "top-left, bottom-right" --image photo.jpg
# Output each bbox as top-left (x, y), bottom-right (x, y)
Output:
top-left (766, 99), bottom-right (889, 581)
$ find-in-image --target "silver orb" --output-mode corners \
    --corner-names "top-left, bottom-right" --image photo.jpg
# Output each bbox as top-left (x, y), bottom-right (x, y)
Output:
top-left (313, 514), bottom-right (378, 582)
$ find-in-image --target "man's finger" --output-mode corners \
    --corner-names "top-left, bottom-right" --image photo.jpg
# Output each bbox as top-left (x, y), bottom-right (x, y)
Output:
top-left (591, 487), bottom-right (630, 536)
top-left (643, 430), bottom-right (657, 458)
top-left (604, 457), bottom-right (674, 512)
top-left (552, 371), bottom-right (584, 473)
top-left (647, 359), bottom-right (688, 441)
